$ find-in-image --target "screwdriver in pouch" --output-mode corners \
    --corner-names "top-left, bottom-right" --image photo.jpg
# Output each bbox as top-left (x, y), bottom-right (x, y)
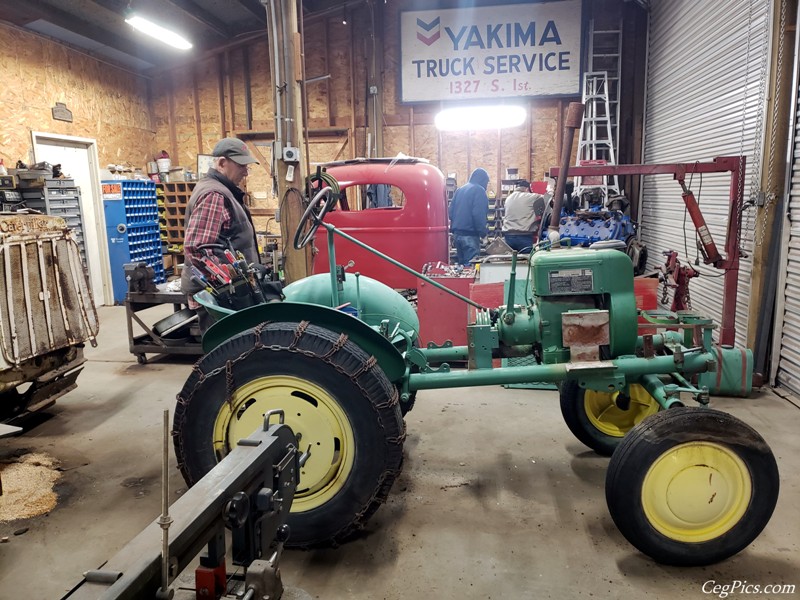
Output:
top-left (201, 256), bottom-right (232, 284)
top-left (191, 266), bottom-right (213, 288)
top-left (191, 276), bottom-right (217, 295)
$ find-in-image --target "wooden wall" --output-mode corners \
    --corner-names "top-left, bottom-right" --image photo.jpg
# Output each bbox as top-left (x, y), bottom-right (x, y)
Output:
top-left (0, 22), bottom-right (154, 169)
top-left (149, 0), bottom-right (592, 235)
top-left (1, 1), bottom-right (632, 238)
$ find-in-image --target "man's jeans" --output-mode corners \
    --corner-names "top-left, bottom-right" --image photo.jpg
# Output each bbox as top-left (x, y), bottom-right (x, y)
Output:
top-left (504, 233), bottom-right (535, 253)
top-left (454, 234), bottom-right (481, 265)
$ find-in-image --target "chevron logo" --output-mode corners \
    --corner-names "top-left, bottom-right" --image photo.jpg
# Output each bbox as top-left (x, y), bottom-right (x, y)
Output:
top-left (416, 17), bottom-right (440, 46)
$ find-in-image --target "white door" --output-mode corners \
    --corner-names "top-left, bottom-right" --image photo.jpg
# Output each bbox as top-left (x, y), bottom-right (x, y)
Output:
top-left (32, 135), bottom-right (111, 306)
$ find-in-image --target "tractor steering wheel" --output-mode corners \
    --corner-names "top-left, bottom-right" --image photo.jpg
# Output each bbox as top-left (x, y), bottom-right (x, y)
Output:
top-left (293, 186), bottom-right (336, 250)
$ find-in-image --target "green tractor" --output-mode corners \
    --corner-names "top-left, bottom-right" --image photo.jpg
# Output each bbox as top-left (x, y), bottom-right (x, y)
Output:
top-left (173, 187), bottom-right (779, 567)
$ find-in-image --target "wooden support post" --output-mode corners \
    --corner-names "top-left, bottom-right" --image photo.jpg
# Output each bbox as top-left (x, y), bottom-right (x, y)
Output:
top-left (496, 128), bottom-right (502, 197)
top-left (324, 19), bottom-right (333, 128)
top-left (349, 14), bottom-right (357, 157)
top-left (243, 46), bottom-right (253, 132)
top-left (226, 50), bottom-right (236, 132)
top-left (217, 54), bottom-right (227, 138)
top-left (437, 101), bottom-right (443, 172)
top-left (192, 64), bottom-right (203, 154)
top-left (167, 77), bottom-right (178, 161)
top-left (526, 100), bottom-right (532, 179)
top-left (466, 130), bottom-right (471, 177)
top-left (747, 0), bottom-right (795, 352)
top-left (409, 106), bottom-right (415, 156)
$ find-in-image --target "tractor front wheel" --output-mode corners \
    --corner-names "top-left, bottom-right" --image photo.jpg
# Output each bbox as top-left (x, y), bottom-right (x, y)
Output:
top-left (560, 381), bottom-right (660, 455)
top-left (173, 321), bottom-right (405, 548)
top-left (605, 408), bottom-right (779, 565)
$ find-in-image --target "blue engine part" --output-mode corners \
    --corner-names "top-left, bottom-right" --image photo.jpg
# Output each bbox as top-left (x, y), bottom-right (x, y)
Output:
top-left (558, 208), bottom-right (637, 246)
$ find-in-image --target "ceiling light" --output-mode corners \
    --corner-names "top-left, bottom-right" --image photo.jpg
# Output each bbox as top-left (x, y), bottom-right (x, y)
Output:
top-left (434, 105), bottom-right (527, 132)
top-left (125, 15), bottom-right (193, 50)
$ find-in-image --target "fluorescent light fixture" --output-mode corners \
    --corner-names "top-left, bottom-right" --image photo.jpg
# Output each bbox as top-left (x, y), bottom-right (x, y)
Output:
top-left (125, 15), bottom-right (193, 50)
top-left (434, 105), bottom-right (527, 132)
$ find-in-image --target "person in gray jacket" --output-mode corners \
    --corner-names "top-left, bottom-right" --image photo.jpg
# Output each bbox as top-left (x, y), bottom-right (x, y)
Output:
top-left (502, 179), bottom-right (547, 253)
top-left (181, 137), bottom-right (260, 332)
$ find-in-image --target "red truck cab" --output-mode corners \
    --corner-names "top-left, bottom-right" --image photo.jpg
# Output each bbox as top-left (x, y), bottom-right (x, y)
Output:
top-left (312, 157), bottom-right (449, 289)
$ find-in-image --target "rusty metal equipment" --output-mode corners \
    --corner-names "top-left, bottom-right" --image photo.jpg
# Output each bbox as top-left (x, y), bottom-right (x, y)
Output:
top-left (173, 107), bottom-right (779, 568)
top-left (0, 213), bottom-right (98, 422)
top-left (660, 250), bottom-right (700, 312)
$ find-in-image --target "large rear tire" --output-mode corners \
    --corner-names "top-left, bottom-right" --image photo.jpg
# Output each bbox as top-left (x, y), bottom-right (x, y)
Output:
top-left (560, 381), bottom-right (660, 455)
top-left (606, 408), bottom-right (779, 565)
top-left (173, 321), bottom-right (405, 548)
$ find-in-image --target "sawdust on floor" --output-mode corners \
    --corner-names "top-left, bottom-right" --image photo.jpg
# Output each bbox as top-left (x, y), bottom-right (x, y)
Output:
top-left (0, 453), bottom-right (61, 521)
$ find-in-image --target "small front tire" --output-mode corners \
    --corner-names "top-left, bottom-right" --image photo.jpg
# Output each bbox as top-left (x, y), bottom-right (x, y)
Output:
top-left (605, 408), bottom-right (779, 566)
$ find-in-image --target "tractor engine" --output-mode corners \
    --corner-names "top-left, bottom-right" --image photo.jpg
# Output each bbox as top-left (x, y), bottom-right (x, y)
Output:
top-left (496, 247), bottom-right (637, 364)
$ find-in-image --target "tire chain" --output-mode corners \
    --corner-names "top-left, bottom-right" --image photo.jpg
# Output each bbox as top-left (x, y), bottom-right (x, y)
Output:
top-left (173, 320), bottom-right (406, 547)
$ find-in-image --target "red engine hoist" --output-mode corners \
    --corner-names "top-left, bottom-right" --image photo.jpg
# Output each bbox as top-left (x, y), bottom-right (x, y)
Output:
top-left (550, 156), bottom-right (745, 346)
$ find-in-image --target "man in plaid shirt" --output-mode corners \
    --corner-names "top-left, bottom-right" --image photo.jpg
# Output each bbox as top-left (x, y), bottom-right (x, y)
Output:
top-left (181, 138), bottom-right (260, 332)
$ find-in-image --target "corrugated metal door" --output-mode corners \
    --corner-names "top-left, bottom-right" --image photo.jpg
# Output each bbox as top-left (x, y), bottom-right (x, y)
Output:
top-left (773, 50), bottom-right (800, 395)
top-left (641, 0), bottom-right (772, 349)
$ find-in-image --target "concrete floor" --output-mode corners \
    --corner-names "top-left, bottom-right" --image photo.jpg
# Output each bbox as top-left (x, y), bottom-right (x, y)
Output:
top-left (0, 304), bottom-right (798, 599)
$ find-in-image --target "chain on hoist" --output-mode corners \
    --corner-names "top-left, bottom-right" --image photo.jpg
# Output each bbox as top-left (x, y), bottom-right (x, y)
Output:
top-left (738, 0), bottom-right (771, 255)
top-left (682, 283), bottom-right (692, 311)
top-left (755, 0), bottom-right (788, 248)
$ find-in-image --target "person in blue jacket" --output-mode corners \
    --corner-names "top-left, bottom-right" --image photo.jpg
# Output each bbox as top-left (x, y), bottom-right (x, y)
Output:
top-left (448, 167), bottom-right (490, 265)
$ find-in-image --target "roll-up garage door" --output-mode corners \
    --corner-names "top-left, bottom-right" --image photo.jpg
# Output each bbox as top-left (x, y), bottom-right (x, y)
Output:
top-left (773, 65), bottom-right (800, 396)
top-left (641, 0), bottom-right (771, 350)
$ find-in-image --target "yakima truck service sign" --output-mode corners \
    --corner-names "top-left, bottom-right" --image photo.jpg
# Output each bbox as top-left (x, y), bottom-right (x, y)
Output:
top-left (400, 0), bottom-right (582, 102)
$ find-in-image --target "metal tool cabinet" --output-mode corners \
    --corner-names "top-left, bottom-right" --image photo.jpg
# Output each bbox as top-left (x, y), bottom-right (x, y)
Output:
top-left (20, 178), bottom-right (88, 267)
top-left (102, 180), bottom-right (165, 303)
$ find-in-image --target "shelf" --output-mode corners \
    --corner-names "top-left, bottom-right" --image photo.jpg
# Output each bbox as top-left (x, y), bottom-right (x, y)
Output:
top-left (158, 181), bottom-right (196, 246)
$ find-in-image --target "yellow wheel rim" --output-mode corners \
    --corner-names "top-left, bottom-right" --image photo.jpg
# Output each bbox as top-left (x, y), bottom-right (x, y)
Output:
top-left (584, 384), bottom-right (659, 438)
top-left (213, 376), bottom-right (355, 513)
top-left (642, 441), bottom-right (752, 543)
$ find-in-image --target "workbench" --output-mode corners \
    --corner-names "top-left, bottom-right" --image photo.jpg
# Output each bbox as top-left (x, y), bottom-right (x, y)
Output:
top-left (125, 285), bottom-right (203, 363)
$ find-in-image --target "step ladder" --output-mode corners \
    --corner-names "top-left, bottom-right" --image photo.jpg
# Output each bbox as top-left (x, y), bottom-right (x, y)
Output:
top-left (575, 19), bottom-right (622, 199)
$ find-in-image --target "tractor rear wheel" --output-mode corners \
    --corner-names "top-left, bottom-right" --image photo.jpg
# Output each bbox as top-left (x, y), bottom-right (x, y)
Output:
top-left (560, 381), bottom-right (660, 455)
top-left (173, 321), bottom-right (405, 548)
top-left (606, 408), bottom-right (779, 565)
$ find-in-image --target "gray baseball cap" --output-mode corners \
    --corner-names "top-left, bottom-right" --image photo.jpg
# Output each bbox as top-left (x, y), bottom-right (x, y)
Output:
top-left (212, 137), bottom-right (259, 165)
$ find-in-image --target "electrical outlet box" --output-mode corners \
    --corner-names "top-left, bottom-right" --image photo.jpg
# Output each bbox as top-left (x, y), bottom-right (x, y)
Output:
top-left (282, 146), bottom-right (300, 163)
